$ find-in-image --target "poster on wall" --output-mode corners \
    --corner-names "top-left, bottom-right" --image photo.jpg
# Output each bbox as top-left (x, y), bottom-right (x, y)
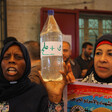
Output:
top-left (66, 81), bottom-right (112, 112)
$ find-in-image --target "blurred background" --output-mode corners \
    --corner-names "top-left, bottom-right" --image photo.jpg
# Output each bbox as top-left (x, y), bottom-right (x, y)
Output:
top-left (1, 0), bottom-right (112, 58)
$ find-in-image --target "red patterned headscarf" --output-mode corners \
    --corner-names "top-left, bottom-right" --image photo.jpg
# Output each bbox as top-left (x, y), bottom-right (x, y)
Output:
top-left (96, 40), bottom-right (112, 48)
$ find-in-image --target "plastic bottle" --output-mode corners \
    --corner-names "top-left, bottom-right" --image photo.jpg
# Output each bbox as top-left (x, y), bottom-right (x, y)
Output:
top-left (40, 10), bottom-right (63, 81)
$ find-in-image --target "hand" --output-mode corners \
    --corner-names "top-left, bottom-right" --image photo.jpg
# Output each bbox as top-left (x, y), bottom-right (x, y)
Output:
top-left (60, 62), bottom-right (75, 84)
top-left (39, 62), bottom-right (75, 103)
top-left (81, 69), bottom-right (88, 77)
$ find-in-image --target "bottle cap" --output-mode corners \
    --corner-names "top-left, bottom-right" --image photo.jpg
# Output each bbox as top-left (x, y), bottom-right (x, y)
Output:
top-left (48, 10), bottom-right (54, 15)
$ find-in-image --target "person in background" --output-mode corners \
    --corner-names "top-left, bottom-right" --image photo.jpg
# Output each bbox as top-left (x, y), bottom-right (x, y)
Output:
top-left (82, 34), bottom-right (112, 85)
top-left (0, 39), bottom-right (48, 112)
top-left (63, 41), bottom-right (81, 78)
top-left (75, 42), bottom-right (93, 78)
top-left (24, 40), bottom-right (75, 111)
top-left (24, 41), bottom-right (41, 84)
top-left (24, 41), bottom-right (75, 83)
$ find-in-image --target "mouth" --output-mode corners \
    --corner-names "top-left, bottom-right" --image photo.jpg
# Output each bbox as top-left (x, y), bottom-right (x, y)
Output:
top-left (98, 66), bottom-right (108, 71)
top-left (7, 67), bottom-right (17, 75)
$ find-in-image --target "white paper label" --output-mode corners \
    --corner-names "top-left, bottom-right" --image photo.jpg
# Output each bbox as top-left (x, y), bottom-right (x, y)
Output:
top-left (41, 41), bottom-right (62, 57)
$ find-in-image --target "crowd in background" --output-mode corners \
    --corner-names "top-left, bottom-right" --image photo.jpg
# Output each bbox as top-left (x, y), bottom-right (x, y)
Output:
top-left (0, 33), bottom-right (112, 111)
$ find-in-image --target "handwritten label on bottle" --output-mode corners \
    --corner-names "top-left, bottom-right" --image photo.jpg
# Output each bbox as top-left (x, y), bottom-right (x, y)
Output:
top-left (41, 41), bottom-right (62, 57)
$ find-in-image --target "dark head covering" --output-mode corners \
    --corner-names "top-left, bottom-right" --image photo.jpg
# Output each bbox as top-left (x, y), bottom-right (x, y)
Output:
top-left (94, 34), bottom-right (112, 55)
top-left (93, 34), bottom-right (112, 83)
top-left (3, 37), bottom-right (18, 45)
top-left (0, 40), bottom-right (32, 101)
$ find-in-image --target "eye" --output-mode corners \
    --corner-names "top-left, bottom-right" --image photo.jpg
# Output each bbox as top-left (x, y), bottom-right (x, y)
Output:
top-left (15, 54), bottom-right (24, 60)
top-left (3, 55), bottom-right (10, 60)
top-left (63, 49), bottom-right (68, 52)
top-left (108, 52), bottom-right (112, 56)
top-left (95, 51), bottom-right (102, 55)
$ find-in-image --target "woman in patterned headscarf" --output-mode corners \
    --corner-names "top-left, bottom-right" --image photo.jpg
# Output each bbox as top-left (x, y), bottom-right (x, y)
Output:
top-left (82, 34), bottom-right (112, 85)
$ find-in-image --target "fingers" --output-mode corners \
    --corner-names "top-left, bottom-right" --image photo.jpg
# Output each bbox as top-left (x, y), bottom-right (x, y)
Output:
top-left (66, 75), bottom-right (71, 84)
top-left (38, 71), bottom-right (46, 86)
top-left (38, 71), bottom-right (42, 81)
top-left (63, 62), bottom-right (70, 75)
top-left (63, 62), bottom-right (67, 74)
top-left (67, 71), bottom-right (75, 83)
top-left (60, 62), bottom-right (75, 84)
top-left (66, 63), bottom-right (75, 83)
top-left (59, 70), bottom-right (67, 84)
top-left (67, 63), bottom-right (72, 72)
top-left (60, 70), bottom-right (75, 84)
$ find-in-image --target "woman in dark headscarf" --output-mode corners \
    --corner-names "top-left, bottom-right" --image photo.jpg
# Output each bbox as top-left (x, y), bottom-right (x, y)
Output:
top-left (0, 39), bottom-right (48, 112)
top-left (82, 34), bottom-right (112, 85)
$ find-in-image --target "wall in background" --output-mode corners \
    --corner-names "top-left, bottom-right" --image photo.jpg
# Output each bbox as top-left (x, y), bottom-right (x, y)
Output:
top-left (7, 0), bottom-right (112, 43)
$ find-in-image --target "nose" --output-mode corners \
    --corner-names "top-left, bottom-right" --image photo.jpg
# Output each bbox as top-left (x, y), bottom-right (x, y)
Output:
top-left (90, 50), bottom-right (93, 53)
top-left (63, 50), bottom-right (65, 56)
top-left (9, 56), bottom-right (16, 64)
top-left (99, 54), bottom-right (107, 63)
top-left (89, 49), bottom-right (93, 54)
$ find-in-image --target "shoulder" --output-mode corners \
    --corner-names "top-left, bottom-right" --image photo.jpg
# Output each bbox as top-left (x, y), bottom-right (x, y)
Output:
top-left (90, 57), bottom-right (93, 61)
top-left (75, 55), bottom-right (82, 61)
top-left (82, 72), bottom-right (93, 83)
top-left (74, 59), bottom-right (80, 65)
top-left (31, 65), bottom-right (41, 73)
top-left (28, 66), bottom-right (41, 84)
top-left (70, 59), bottom-right (75, 66)
top-left (70, 59), bottom-right (80, 68)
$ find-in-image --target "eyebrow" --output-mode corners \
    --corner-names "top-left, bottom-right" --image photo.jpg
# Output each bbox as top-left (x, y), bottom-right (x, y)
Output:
top-left (95, 49), bottom-right (102, 51)
top-left (107, 49), bottom-right (112, 52)
top-left (4, 53), bottom-right (10, 55)
top-left (4, 52), bottom-right (23, 55)
top-left (96, 49), bottom-right (112, 52)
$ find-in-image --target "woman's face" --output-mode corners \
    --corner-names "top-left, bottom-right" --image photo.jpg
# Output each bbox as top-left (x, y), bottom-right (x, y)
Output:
top-left (1, 45), bottom-right (26, 81)
top-left (94, 44), bottom-right (112, 79)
